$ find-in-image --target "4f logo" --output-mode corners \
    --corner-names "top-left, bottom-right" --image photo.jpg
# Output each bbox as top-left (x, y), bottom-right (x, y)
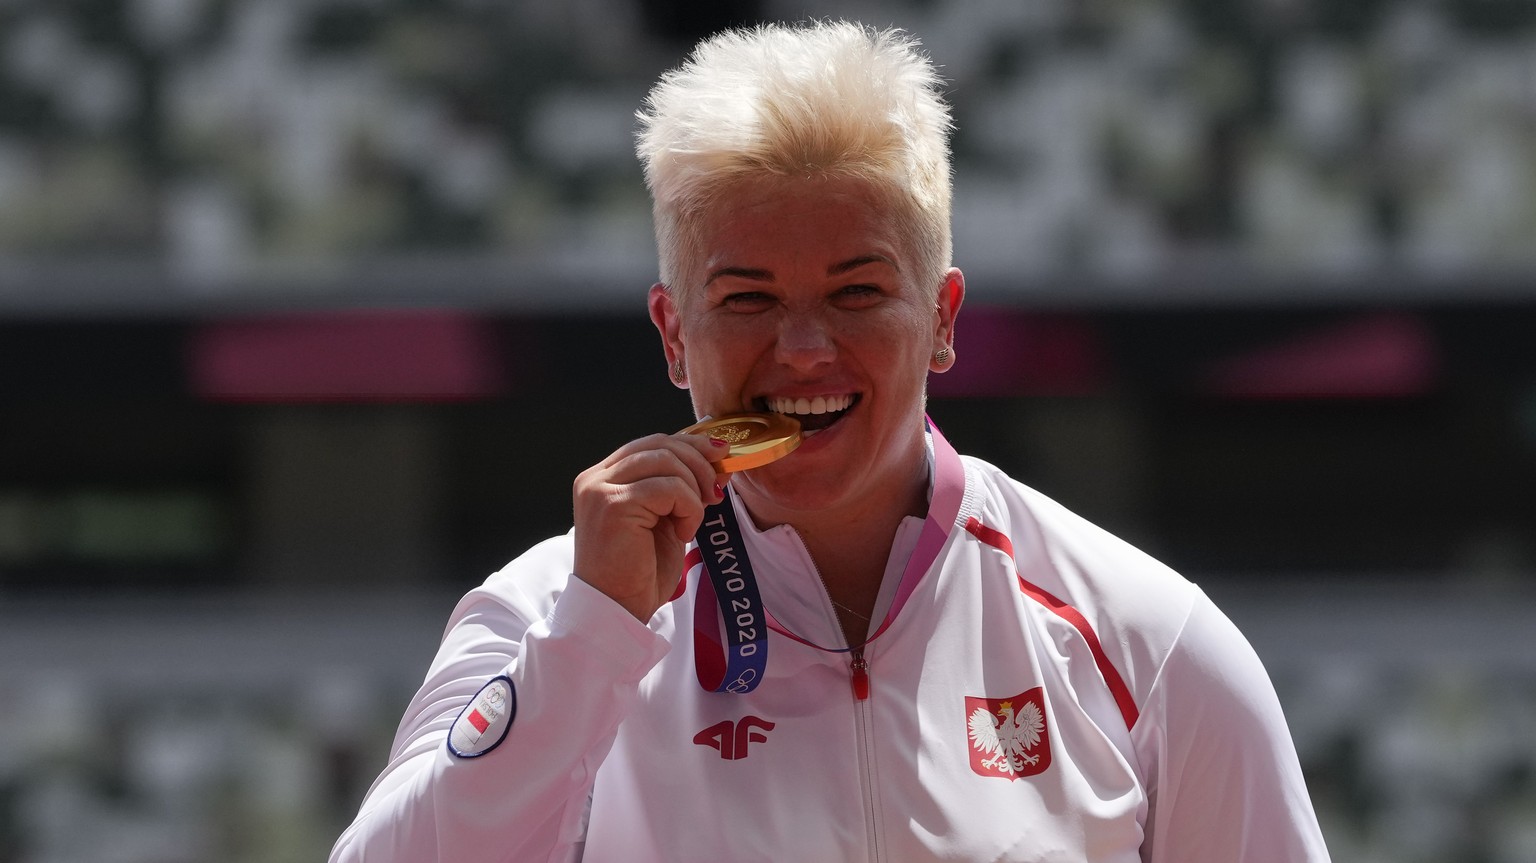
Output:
top-left (693, 716), bottom-right (775, 760)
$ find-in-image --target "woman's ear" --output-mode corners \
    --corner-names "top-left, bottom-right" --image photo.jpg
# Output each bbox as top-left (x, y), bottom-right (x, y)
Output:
top-left (648, 283), bottom-right (688, 388)
top-left (930, 268), bottom-right (965, 373)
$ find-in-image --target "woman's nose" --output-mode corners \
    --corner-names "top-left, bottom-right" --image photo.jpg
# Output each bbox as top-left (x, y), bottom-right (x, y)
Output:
top-left (773, 309), bottom-right (836, 370)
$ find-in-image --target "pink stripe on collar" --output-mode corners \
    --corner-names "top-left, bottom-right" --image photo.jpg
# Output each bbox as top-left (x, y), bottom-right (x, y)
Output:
top-left (861, 415), bottom-right (966, 641)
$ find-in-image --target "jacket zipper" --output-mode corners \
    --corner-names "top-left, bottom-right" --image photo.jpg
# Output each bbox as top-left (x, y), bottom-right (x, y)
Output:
top-left (796, 535), bottom-right (883, 861)
top-left (797, 536), bottom-right (873, 702)
top-left (850, 648), bottom-right (871, 701)
top-left (851, 646), bottom-right (883, 862)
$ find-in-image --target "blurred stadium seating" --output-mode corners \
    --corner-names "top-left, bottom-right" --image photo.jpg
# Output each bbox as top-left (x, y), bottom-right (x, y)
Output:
top-left (2, 0), bottom-right (1535, 305)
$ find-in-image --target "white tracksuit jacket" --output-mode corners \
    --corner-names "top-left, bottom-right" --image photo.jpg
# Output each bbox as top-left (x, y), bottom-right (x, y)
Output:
top-left (332, 428), bottom-right (1330, 862)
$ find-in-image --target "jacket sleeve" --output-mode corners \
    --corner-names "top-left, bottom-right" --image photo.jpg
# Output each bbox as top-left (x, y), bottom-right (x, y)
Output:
top-left (329, 571), bottom-right (672, 863)
top-left (1133, 590), bottom-right (1331, 863)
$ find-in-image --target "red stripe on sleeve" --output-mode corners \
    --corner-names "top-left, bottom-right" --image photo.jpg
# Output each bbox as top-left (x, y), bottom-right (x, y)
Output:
top-left (964, 517), bottom-right (1141, 731)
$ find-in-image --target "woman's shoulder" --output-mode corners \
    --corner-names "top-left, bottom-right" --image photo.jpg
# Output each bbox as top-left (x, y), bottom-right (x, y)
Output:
top-left (960, 454), bottom-right (1183, 588)
top-left (461, 530), bottom-right (578, 621)
top-left (958, 455), bottom-right (1200, 698)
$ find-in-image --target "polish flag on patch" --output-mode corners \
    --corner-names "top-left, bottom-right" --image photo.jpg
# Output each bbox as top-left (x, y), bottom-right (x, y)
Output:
top-left (448, 677), bottom-right (516, 758)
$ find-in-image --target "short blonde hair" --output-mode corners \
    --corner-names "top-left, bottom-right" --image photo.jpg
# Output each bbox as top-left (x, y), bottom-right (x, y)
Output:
top-left (636, 21), bottom-right (954, 292)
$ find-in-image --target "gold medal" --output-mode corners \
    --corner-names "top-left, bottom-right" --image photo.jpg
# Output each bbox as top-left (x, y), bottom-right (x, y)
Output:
top-left (680, 412), bottom-right (802, 472)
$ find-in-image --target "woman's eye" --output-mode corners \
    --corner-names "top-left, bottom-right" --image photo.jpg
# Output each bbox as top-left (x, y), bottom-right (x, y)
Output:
top-left (837, 284), bottom-right (882, 302)
top-left (723, 292), bottom-right (773, 310)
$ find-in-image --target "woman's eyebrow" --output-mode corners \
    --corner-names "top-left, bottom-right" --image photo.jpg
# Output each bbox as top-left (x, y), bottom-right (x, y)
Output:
top-left (828, 254), bottom-right (898, 275)
top-left (704, 266), bottom-right (774, 286)
top-left (704, 254), bottom-right (896, 286)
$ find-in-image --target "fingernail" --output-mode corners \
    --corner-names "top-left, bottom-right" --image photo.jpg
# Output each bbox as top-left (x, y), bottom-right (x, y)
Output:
top-left (713, 482), bottom-right (724, 500)
top-left (709, 437), bottom-right (729, 448)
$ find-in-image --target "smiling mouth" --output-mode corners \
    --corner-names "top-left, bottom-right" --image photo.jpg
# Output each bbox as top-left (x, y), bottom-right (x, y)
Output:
top-left (759, 393), bottom-right (858, 434)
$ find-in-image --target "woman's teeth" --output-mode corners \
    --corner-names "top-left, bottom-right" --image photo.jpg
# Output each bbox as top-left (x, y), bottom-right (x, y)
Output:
top-left (764, 394), bottom-right (854, 435)
top-left (765, 394), bottom-right (854, 416)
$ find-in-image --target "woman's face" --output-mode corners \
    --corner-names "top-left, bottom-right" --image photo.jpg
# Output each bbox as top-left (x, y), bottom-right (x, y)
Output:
top-left (649, 175), bottom-right (962, 519)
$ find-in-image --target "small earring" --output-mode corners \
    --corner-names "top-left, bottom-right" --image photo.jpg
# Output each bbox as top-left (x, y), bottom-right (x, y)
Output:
top-left (671, 360), bottom-right (686, 384)
top-left (933, 347), bottom-right (951, 366)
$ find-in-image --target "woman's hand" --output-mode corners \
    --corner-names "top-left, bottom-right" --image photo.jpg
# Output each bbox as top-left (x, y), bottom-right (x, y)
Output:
top-left (573, 432), bottom-right (728, 621)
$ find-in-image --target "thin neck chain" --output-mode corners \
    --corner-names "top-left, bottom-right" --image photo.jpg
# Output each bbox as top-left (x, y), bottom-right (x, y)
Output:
top-left (829, 597), bottom-right (871, 623)
top-left (828, 597), bottom-right (875, 653)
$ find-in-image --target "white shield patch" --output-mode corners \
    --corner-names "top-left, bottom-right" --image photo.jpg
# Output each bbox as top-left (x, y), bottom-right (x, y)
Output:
top-left (448, 675), bottom-right (516, 758)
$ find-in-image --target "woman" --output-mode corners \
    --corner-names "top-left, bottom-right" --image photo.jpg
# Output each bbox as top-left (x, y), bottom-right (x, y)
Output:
top-left (332, 21), bottom-right (1330, 862)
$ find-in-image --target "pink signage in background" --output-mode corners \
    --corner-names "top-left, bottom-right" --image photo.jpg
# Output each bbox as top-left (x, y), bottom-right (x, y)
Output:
top-left (187, 310), bottom-right (507, 402)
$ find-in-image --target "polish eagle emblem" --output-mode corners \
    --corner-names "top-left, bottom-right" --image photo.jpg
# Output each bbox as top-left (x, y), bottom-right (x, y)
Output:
top-left (965, 688), bottom-right (1052, 779)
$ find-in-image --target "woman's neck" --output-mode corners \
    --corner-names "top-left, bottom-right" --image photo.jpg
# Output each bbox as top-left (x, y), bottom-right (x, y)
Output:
top-left (736, 450), bottom-right (930, 615)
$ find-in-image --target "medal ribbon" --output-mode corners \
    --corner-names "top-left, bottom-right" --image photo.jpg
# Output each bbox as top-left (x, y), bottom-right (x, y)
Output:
top-left (691, 416), bottom-right (967, 691)
top-left (691, 494), bottom-right (770, 693)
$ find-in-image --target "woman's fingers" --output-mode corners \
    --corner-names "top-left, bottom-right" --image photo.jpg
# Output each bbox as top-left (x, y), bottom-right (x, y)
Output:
top-left (571, 431), bottom-right (730, 621)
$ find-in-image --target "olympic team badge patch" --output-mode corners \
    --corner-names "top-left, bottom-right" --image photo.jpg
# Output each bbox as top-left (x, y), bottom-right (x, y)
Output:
top-left (448, 676), bottom-right (516, 758)
top-left (965, 687), bottom-right (1052, 780)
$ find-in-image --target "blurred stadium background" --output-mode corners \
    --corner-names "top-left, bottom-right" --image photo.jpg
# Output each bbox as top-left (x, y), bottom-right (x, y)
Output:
top-left (1, 0), bottom-right (1535, 860)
